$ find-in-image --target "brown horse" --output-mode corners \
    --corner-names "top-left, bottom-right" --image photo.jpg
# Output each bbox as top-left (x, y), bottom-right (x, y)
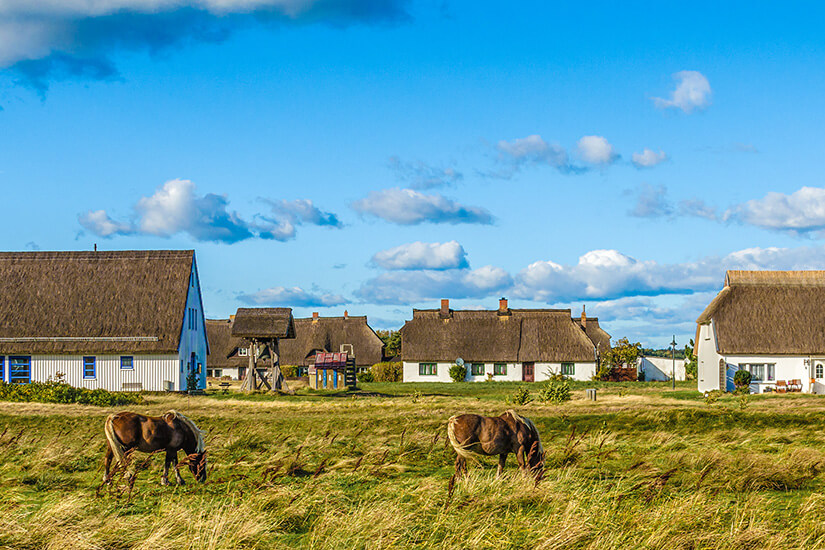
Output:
top-left (103, 410), bottom-right (207, 486)
top-left (447, 410), bottom-right (544, 478)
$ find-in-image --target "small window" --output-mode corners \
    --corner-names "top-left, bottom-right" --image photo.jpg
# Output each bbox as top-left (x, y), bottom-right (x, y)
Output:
top-left (0, 356), bottom-right (4, 382)
top-left (83, 356), bottom-right (96, 379)
top-left (419, 363), bottom-right (437, 376)
top-left (9, 356), bottom-right (30, 384)
top-left (561, 363), bottom-right (575, 376)
top-left (818, 364), bottom-right (824, 379)
top-left (190, 271), bottom-right (195, 287)
top-left (471, 363), bottom-right (485, 376)
top-left (493, 363), bottom-right (507, 376)
top-left (120, 356), bottom-right (134, 370)
top-left (238, 347), bottom-right (249, 357)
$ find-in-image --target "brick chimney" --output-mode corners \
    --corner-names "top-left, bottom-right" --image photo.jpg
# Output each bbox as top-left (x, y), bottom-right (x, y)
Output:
top-left (312, 312), bottom-right (319, 323)
top-left (581, 305), bottom-right (587, 329)
top-left (344, 310), bottom-right (349, 320)
top-left (229, 314), bottom-right (235, 322)
top-left (498, 297), bottom-right (510, 316)
top-left (440, 298), bottom-right (451, 319)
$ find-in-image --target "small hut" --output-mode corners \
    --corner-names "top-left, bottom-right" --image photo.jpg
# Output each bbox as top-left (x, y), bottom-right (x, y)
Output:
top-left (308, 352), bottom-right (356, 390)
top-left (231, 308), bottom-right (295, 393)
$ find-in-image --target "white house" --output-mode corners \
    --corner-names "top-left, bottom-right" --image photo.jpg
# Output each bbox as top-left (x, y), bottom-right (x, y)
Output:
top-left (696, 270), bottom-right (825, 394)
top-left (0, 250), bottom-right (208, 392)
top-left (638, 356), bottom-right (687, 381)
top-left (400, 299), bottom-right (610, 383)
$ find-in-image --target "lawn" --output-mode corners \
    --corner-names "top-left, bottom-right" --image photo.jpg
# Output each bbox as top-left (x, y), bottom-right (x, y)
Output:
top-left (2, 381), bottom-right (825, 549)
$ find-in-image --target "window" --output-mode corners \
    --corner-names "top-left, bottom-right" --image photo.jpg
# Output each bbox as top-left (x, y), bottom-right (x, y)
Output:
top-left (190, 271), bottom-right (195, 287)
top-left (238, 347), bottom-right (249, 357)
top-left (561, 362), bottom-right (575, 376)
top-left (83, 356), bottom-right (96, 379)
top-left (9, 356), bottom-right (30, 384)
top-left (818, 364), bottom-right (824, 379)
top-left (187, 307), bottom-right (198, 331)
top-left (419, 363), bottom-right (437, 376)
top-left (0, 356), bottom-right (3, 382)
top-left (120, 356), bottom-right (134, 370)
top-left (471, 363), bottom-right (485, 376)
top-left (740, 363), bottom-right (776, 382)
top-left (494, 363), bottom-right (507, 376)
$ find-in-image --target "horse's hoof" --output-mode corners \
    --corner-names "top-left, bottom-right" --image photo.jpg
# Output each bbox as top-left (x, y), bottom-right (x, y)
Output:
top-left (160, 479), bottom-right (169, 486)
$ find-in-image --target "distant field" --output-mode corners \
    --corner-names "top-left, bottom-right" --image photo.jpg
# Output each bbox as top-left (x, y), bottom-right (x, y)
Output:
top-left (2, 381), bottom-right (825, 549)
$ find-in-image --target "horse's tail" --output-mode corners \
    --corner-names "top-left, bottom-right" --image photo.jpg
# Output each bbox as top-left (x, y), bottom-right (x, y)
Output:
top-left (104, 414), bottom-right (126, 465)
top-left (447, 415), bottom-right (476, 461)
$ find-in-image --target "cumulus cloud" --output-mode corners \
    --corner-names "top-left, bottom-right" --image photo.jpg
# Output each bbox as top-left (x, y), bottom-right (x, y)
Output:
top-left (371, 241), bottom-right (469, 270)
top-left (652, 70), bottom-right (711, 113)
top-left (678, 199), bottom-right (718, 221)
top-left (79, 178), bottom-right (340, 243)
top-left (238, 286), bottom-right (349, 307)
top-left (388, 157), bottom-right (462, 189)
top-left (628, 184), bottom-right (672, 218)
top-left (632, 148), bottom-right (667, 168)
top-left (351, 188), bottom-right (494, 225)
top-left (496, 135), bottom-right (569, 169)
top-left (576, 135), bottom-right (618, 165)
top-left (355, 265), bottom-right (512, 304)
top-left (0, 0), bottom-right (409, 93)
top-left (726, 186), bottom-right (825, 235)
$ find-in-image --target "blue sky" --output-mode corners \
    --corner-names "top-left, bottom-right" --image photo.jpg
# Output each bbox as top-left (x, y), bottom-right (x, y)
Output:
top-left (2, 1), bottom-right (825, 347)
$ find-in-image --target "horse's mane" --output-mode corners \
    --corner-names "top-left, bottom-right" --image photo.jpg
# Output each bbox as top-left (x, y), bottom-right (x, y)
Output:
top-left (505, 410), bottom-right (543, 455)
top-left (166, 410), bottom-right (206, 453)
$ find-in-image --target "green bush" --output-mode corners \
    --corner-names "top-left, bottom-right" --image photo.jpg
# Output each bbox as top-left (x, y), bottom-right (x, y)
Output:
top-left (357, 371), bottom-right (374, 383)
top-left (449, 364), bottom-right (467, 383)
top-left (0, 380), bottom-right (142, 407)
top-left (508, 386), bottom-right (532, 406)
top-left (370, 362), bottom-right (402, 382)
top-left (280, 365), bottom-right (300, 378)
top-left (733, 369), bottom-right (752, 391)
top-left (537, 381), bottom-right (571, 404)
top-left (704, 389), bottom-right (722, 405)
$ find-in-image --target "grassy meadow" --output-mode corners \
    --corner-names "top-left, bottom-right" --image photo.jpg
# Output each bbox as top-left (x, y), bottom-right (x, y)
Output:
top-left (2, 381), bottom-right (825, 549)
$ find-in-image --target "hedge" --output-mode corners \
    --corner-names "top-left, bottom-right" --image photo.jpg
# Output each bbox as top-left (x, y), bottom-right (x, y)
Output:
top-left (0, 381), bottom-right (143, 407)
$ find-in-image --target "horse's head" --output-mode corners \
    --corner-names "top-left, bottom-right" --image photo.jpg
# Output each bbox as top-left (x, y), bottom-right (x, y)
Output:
top-left (526, 436), bottom-right (545, 479)
top-left (187, 451), bottom-right (207, 483)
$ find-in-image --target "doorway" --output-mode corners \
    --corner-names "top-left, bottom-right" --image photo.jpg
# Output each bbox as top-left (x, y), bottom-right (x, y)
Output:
top-left (522, 362), bottom-right (534, 382)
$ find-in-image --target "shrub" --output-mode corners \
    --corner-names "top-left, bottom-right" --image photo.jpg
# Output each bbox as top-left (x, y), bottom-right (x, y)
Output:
top-left (357, 371), bottom-right (374, 383)
top-left (537, 381), bottom-right (571, 404)
top-left (733, 369), bottom-right (752, 392)
top-left (280, 365), bottom-right (300, 378)
top-left (449, 364), bottom-right (467, 383)
top-left (371, 362), bottom-right (402, 382)
top-left (508, 386), bottom-right (532, 406)
top-left (704, 389), bottom-right (723, 405)
top-left (0, 380), bottom-right (142, 407)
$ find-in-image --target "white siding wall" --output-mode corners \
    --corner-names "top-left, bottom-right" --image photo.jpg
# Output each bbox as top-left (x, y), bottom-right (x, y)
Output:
top-left (177, 257), bottom-right (209, 390)
top-left (4, 354), bottom-right (180, 391)
top-left (639, 357), bottom-right (687, 381)
top-left (402, 361), bottom-right (597, 382)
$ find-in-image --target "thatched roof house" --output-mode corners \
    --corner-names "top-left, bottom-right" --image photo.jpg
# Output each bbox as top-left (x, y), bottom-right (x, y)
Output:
top-left (231, 308), bottom-right (295, 339)
top-left (277, 311), bottom-right (384, 367)
top-left (0, 250), bottom-right (208, 392)
top-left (400, 298), bottom-right (610, 382)
top-left (696, 270), bottom-right (825, 394)
top-left (205, 318), bottom-right (249, 378)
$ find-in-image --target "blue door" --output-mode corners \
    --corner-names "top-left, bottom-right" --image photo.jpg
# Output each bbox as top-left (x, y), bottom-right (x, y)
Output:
top-left (9, 356), bottom-right (31, 384)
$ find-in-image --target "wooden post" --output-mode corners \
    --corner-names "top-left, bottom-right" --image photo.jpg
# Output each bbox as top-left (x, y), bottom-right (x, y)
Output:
top-left (242, 340), bottom-right (257, 392)
top-left (268, 340), bottom-right (293, 394)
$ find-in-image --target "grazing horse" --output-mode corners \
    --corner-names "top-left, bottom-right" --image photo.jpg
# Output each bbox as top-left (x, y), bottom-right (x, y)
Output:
top-left (103, 410), bottom-right (207, 486)
top-left (447, 410), bottom-right (544, 478)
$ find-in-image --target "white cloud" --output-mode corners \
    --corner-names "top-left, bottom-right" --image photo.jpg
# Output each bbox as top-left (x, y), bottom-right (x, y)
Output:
top-left (652, 70), bottom-right (711, 113)
top-left (355, 265), bottom-right (512, 304)
top-left (632, 148), bottom-right (667, 168)
top-left (78, 209), bottom-right (134, 237)
top-left (238, 286), bottom-right (349, 307)
top-left (496, 135), bottom-right (569, 168)
top-left (726, 186), bottom-right (825, 234)
top-left (351, 188), bottom-right (494, 226)
top-left (388, 157), bottom-right (463, 189)
top-left (371, 241), bottom-right (469, 270)
top-left (576, 135), bottom-right (617, 165)
top-left (628, 183), bottom-right (672, 218)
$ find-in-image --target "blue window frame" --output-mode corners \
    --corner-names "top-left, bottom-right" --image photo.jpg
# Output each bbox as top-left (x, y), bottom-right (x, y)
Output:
top-left (0, 356), bottom-right (4, 382)
top-left (9, 356), bottom-right (30, 384)
top-left (83, 356), bottom-right (96, 379)
top-left (120, 356), bottom-right (134, 370)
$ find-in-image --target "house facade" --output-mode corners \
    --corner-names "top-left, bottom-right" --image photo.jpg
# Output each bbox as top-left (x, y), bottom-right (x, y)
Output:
top-left (400, 299), bottom-right (609, 383)
top-left (0, 250), bottom-right (208, 392)
top-left (638, 356), bottom-right (687, 381)
top-left (696, 270), bottom-right (825, 394)
top-left (205, 318), bottom-right (248, 380)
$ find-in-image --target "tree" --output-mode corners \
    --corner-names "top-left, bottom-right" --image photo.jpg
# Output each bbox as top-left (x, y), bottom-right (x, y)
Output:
top-left (684, 339), bottom-right (698, 380)
top-left (376, 330), bottom-right (402, 358)
top-left (598, 338), bottom-right (642, 381)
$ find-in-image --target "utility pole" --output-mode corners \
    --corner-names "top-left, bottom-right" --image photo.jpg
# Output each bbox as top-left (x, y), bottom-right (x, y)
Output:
top-left (670, 335), bottom-right (677, 390)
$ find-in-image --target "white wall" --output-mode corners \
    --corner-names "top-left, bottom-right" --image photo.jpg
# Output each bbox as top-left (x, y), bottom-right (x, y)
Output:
top-left (402, 361), bottom-right (596, 382)
top-left (207, 367), bottom-right (241, 380)
top-left (4, 354), bottom-right (181, 391)
top-left (697, 322), bottom-right (723, 393)
top-left (639, 356), bottom-right (687, 382)
top-left (178, 257), bottom-right (209, 390)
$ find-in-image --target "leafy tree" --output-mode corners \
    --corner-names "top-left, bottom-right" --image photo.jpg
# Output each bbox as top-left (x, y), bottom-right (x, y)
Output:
top-left (449, 364), bottom-right (467, 382)
top-left (598, 338), bottom-right (642, 381)
top-left (377, 330), bottom-right (402, 358)
top-left (684, 339), bottom-right (698, 380)
top-left (733, 369), bottom-right (752, 392)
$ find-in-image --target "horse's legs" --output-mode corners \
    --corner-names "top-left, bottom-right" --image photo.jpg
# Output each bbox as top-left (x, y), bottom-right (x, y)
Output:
top-left (103, 446), bottom-right (114, 484)
top-left (515, 445), bottom-right (526, 471)
top-left (454, 455), bottom-right (467, 477)
top-left (497, 454), bottom-right (507, 477)
top-left (161, 451), bottom-right (171, 486)
top-left (171, 450), bottom-right (185, 485)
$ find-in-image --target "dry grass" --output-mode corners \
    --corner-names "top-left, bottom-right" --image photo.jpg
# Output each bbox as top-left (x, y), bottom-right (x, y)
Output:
top-left (2, 382), bottom-right (825, 548)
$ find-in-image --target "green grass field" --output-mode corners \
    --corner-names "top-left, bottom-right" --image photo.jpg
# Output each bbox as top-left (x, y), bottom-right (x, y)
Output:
top-left (2, 381), bottom-right (825, 549)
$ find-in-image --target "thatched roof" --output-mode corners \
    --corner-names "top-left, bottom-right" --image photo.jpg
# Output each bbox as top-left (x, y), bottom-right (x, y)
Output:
top-left (697, 270), bottom-right (825, 355)
top-left (279, 315), bottom-right (385, 367)
top-left (575, 317), bottom-right (612, 353)
top-left (400, 308), bottom-right (598, 363)
top-left (231, 308), bottom-right (295, 339)
top-left (0, 250), bottom-right (195, 354)
top-left (205, 319), bottom-right (249, 369)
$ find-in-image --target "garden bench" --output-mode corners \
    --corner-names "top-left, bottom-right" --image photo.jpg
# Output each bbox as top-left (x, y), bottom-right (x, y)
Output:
top-left (775, 380), bottom-right (788, 393)
top-left (789, 379), bottom-right (803, 392)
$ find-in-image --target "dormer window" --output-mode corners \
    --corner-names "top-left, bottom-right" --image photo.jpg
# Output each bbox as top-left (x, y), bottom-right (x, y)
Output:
top-left (238, 347), bottom-right (248, 357)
